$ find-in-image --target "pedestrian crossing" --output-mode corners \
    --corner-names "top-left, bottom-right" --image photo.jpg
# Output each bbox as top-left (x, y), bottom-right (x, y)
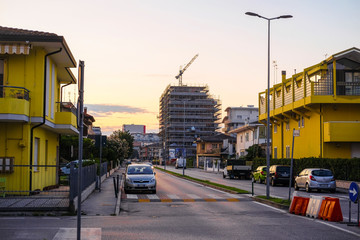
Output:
top-left (122, 193), bottom-right (245, 203)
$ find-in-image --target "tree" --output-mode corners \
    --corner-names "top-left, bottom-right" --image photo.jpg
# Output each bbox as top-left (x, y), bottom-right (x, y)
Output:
top-left (59, 135), bottom-right (95, 162)
top-left (245, 144), bottom-right (265, 161)
top-left (105, 130), bottom-right (134, 163)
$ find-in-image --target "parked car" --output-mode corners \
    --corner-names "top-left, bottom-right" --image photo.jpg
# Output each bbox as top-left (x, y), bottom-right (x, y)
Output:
top-left (175, 157), bottom-right (186, 169)
top-left (124, 164), bottom-right (156, 194)
top-left (294, 168), bottom-right (336, 193)
top-left (268, 165), bottom-right (291, 186)
top-left (60, 159), bottom-right (95, 175)
top-left (252, 166), bottom-right (267, 184)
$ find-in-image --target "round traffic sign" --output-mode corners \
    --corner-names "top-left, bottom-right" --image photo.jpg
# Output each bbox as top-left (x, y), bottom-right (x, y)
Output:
top-left (349, 182), bottom-right (359, 203)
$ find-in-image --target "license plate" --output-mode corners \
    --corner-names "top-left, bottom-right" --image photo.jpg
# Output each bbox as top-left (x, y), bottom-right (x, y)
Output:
top-left (319, 184), bottom-right (327, 187)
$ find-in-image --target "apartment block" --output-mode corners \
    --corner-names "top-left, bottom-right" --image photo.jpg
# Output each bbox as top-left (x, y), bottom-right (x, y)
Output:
top-left (222, 106), bottom-right (258, 134)
top-left (258, 47), bottom-right (360, 159)
top-left (159, 85), bottom-right (221, 162)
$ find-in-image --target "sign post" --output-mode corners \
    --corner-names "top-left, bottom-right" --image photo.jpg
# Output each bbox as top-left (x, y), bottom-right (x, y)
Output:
top-left (348, 182), bottom-right (359, 225)
top-left (288, 129), bottom-right (300, 201)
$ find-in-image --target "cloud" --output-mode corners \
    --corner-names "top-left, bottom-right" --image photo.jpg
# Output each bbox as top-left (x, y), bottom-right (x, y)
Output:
top-left (85, 104), bottom-right (148, 114)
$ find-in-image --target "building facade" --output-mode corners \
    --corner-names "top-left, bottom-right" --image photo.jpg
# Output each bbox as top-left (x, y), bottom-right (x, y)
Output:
top-left (229, 122), bottom-right (267, 158)
top-left (222, 106), bottom-right (259, 134)
top-left (159, 85), bottom-right (221, 162)
top-left (258, 47), bottom-right (360, 159)
top-left (123, 124), bottom-right (145, 134)
top-left (0, 26), bottom-right (78, 194)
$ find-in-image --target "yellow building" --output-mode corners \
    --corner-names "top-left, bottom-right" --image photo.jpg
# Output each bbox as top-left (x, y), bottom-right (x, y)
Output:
top-left (0, 26), bottom-right (78, 194)
top-left (258, 47), bottom-right (360, 159)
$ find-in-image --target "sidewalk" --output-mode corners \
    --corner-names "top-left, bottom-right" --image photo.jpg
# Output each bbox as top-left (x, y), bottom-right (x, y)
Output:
top-left (81, 168), bottom-right (124, 216)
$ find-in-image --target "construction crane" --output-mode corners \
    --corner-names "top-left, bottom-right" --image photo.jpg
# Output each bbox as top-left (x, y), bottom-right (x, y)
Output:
top-left (175, 54), bottom-right (199, 86)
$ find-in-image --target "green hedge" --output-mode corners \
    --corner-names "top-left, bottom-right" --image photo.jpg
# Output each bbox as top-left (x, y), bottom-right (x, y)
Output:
top-left (252, 157), bottom-right (360, 181)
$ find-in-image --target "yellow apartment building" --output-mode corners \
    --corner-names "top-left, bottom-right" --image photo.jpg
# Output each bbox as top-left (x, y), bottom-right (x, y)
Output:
top-left (258, 47), bottom-right (360, 159)
top-left (0, 26), bottom-right (78, 195)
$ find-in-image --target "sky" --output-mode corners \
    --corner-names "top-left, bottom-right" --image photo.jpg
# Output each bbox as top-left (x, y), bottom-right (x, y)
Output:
top-left (2, 0), bottom-right (360, 135)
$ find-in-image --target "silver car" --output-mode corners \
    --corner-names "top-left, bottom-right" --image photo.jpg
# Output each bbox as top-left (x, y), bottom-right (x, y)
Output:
top-left (124, 164), bottom-right (156, 194)
top-left (294, 168), bottom-right (336, 193)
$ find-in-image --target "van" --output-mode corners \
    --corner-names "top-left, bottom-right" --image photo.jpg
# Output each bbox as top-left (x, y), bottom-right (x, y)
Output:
top-left (175, 157), bottom-right (186, 169)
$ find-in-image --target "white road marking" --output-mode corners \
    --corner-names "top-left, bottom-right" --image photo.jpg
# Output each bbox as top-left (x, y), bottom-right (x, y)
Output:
top-left (187, 194), bottom-right (201, 199)
top-left (225, 193), bottom-right (244, 199)
top-left (316, 221), bottom-right (360, 238)
top-left (167, 194), bottom-right (180, 199)
top-left (206, 194), bottom-right (220, 199)
top-left (147, 194), bottom-right (160, 200)
top-left (52, 228), bottom-right (101, 240)
top-left (252, 201), bottom-right (287, 213)
top-left (126, 194), bottom-right (138, 199)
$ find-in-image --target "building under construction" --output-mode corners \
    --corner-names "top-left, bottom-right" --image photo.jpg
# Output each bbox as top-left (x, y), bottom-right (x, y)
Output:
top-left (159, 85), bottom-right (221, 163)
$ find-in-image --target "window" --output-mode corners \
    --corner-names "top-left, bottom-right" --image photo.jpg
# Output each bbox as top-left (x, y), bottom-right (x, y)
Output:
top-left (201, 143), bottom-right (205, 150)
top-left (286, 122), bottom-right (290, 131)
top-left (274, 124), bottom-right (277, 133)
top-left (301, 116), bottom-right (305, 127)
top-left (254, 129), bottom-right (258, 140)
top-left (286, 145), bottom-right (290, 158)
top-left (212, 144), bottom-right (218, 149)
top-left (34, 138), bottom-right (40, 171)
top-left (237, 115), bottom-right (242, 119)
top-left (245, 133), bottom-right (249, 142)
top-left (298, 119), bottom-right (300, 128)
top-left (0, 59), bottom-right (4, 98)
top-left (240, 135), bottom-right (243, 143)
top-left (274, 147), bottom-right (277, 159)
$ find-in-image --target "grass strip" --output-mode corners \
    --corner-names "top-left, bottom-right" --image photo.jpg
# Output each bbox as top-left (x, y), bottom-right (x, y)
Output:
top-left (256, 195), bottom-right (291, 206)
top-left (155, 166), bottom-right (249, 194)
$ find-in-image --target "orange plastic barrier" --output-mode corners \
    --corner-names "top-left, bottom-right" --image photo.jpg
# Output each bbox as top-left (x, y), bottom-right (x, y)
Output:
top-left (289, 196), bottom-right (310, 216)
top-left (318, 197), bottom-right (343, 222)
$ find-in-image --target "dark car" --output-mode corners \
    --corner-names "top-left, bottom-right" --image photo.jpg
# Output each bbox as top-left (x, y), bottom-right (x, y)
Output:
top-left (268, 165), bottom-right (291, 186)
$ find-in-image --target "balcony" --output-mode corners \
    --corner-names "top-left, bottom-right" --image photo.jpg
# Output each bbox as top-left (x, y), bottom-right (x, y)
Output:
top-left (54, 102), bottom-right (78, 135)
top-left (0, 86), bottom-right (30, 122)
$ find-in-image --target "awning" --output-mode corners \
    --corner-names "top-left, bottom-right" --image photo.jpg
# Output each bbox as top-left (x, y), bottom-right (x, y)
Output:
top-left (0, 43), bottom-right (30, 55)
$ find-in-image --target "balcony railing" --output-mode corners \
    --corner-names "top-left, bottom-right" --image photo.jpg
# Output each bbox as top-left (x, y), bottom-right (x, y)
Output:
top-left (0, 85), bottom-right (29, 100)
top-left (58, 102), bottom-right (77, 115)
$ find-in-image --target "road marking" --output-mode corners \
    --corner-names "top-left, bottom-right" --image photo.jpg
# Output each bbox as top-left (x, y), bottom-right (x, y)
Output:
top-left (147, 194), bottom-right (160, 200)
top-left (167, 194), bottom-right (180, 199)
top-left (52, 228), bottom-right (101, 240)
top-left (183, 199), bottom-right (195, 202)
top-left (204, 198), bottom-right (217, 202)
top-left (138, 199), bottom-right (150, 202)
top-left (227, 198), bottom-right (240, 202)
top-left (126, 194), bottom-right (138, 199)
top-left (252, 201), bottom-right (287, 213)
top-left (187, 194), bottom-right (201, 199)
top-left (226, 193), bottom-right (244, 199)
top-left (316, 220), bottom-right (360, 238)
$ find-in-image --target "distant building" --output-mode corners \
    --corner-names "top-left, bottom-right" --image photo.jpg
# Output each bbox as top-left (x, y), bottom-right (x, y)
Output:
top-left (159, 85), bottom-right (222, 162)
top-left (222, 106), bottom-right (258, 134)
top-left (123, 124), bottom-right (145, 134)
top-left (229, 122), bottom-right (267, 158)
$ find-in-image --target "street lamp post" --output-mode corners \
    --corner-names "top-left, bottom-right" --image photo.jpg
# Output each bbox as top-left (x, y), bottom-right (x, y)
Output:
top-left (245, 12), bottom-right (292, 199)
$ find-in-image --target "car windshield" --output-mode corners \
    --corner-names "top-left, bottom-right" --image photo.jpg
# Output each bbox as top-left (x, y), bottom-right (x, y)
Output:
top-left (277, 166), bottom-right (290, 173)
top-left (127, 166), bottom-right (153, 175)
top-left (312, 170), bottom-right (332, 177)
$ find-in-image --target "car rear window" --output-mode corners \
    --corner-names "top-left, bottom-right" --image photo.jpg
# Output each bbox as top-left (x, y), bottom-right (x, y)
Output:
top-left (277, 166), bottom-right (290, 173)
top-left (312, 170), bottom-right (332, 176)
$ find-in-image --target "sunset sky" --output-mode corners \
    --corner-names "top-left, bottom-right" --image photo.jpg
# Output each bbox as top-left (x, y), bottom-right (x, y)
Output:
top-left (2, 0), bottom-right (360, 135)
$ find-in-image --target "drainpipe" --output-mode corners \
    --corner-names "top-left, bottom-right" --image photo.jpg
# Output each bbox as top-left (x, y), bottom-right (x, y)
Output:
top-left (29, 48), bottom-right (62, 192)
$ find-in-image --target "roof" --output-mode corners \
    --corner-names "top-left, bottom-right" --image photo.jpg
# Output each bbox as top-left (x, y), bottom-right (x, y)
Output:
top-left (228, 122), bottom-right (264, 134)
top-left (195, 133), bottom-right (236, 143)
top-left (0, 26), bottom-right (77, 83)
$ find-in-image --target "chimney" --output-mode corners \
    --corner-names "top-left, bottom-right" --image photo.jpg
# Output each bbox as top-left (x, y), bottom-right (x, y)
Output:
top-left (282, 71), bottom-right (286, 82)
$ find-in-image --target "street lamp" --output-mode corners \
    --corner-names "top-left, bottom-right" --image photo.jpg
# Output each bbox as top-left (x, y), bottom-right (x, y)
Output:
top-left (245, 12), bottom-right (292, 199)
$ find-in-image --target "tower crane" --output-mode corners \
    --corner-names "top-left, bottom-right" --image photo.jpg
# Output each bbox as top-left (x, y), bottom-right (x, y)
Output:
top-left (175, 54), bottom-right (199, 86)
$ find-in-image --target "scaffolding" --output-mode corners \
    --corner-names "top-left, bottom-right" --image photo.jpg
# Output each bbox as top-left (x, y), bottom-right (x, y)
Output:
top-left (159, 85), bottom-right (221, 162)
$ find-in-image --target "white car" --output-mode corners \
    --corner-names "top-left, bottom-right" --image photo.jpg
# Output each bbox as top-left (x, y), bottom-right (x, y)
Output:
top-left (124, 164), bottom-right (156, 194)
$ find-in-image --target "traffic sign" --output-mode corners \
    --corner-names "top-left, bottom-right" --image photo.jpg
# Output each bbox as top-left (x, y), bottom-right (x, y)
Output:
top-left (349, 182), bottom-right (359, 203)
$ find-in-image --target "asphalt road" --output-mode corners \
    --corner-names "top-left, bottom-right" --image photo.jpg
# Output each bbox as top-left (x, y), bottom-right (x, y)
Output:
top-left (162, 165), bottom-right (359, 221)
top-left (0, 167), bottom-right (359, 239)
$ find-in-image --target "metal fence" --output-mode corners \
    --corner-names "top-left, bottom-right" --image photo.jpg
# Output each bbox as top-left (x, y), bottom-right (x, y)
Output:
top-left (69, 162), bottom-right (97, 201)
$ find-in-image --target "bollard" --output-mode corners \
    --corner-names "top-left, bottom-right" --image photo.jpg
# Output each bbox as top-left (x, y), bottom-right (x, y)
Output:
top-left (113, 177), bottom-right (117, 198)
top-left (252, 177), bottom-right (254, 196)
top-left (116, 174), bottom-right (120, 196)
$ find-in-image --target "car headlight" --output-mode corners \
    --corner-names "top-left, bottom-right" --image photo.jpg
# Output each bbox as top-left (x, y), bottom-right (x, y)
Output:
top-left (126, 177), bottom-right (132, 183)
top-left (150, 178), bottom-right (155, 183)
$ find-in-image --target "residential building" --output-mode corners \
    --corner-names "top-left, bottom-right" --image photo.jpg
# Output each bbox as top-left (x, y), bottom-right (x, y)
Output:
top-left (123, 124), bottom-right (145, 134)
top-left (0, 26), bottom-right (78, 194)
top-left (222, 106), bottom-right (258, 134)
top-left (159, 85), bottom-right (221, 162)
top-left (258, 47), bottom-right (360, 159)
top-left (229, 122), bottom-right (267, 158)
top-left (195, 133), bottom-right (236, 168)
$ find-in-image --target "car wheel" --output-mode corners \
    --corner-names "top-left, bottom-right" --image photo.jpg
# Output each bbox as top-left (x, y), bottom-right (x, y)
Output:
top-left (124, 189), bottom-right (129, 194)
top-left (223, 173), bottom-right (226, 179)
top-left (152, 190), bottom-right (156, 194)
top-left (305, 183), bottom-right (311, 193)
top-left (258, 177), bottom-right (262, 184)
top-left (294, 182), bottom-right (299, 191)
top-left (230, 175), bottom-right (234, 179)
top-left (271, 178), bottom-right (275, 187)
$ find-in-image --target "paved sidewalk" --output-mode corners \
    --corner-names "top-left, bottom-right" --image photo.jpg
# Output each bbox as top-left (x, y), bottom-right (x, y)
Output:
top-left (81, 168), bottom-right (123, 216)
